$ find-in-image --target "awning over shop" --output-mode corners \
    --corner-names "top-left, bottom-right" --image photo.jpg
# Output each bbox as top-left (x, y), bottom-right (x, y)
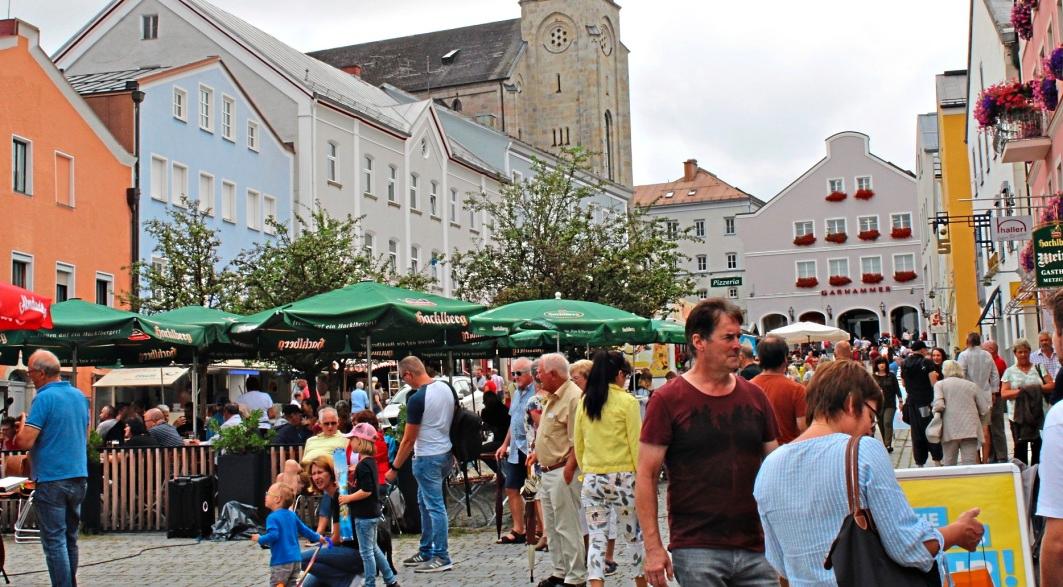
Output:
top-left (977, 286), bottom-right (1002, 326)
top-left (92, 367), bottom-right (189, 388)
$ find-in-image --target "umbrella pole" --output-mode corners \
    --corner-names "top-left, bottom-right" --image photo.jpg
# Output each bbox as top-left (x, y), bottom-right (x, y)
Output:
top-left (556, 332), bottom-right (560, 354)
top-left (71, 346), bottom-right (78, 385)
top-left (365, 335), bottom-right (372, 394)
top-left (192, 353), bottom-right (199, 440)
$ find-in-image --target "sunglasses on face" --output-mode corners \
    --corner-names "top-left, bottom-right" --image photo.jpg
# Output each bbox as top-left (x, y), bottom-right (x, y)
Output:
top-left (321, 421), bottom-right (338, 427)
top-left (512, 370), bottom-right (526, 376)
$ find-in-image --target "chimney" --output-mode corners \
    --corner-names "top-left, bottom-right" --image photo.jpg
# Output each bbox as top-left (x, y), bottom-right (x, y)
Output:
top-left (342, 64), bottom-right (363, 77)
top-left (683, 159), bottom-right (698, 182)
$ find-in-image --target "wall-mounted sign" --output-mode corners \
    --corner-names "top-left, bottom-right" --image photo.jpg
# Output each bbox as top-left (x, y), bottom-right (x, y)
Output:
top-left (993, 214), bottom-right (1033, 242)
top-left (1009, 281), bottom-right (1036, 307)
top-left (1033, 222), bottom-right (1063, 288)
top-left (820, 285), bottom-right (892, 296)
top-left (711, 277), bottom-right (742, 287)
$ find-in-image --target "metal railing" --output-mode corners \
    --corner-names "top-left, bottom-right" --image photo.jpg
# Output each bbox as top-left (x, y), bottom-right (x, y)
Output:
top-left (993, 109), bottom-right (1048, 155)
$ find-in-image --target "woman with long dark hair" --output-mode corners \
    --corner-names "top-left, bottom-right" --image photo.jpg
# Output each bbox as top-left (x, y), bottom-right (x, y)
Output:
top-left (573, 351), bottom-right (646, 587)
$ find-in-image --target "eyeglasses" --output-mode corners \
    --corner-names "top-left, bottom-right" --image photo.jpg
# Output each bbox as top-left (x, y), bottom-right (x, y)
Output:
top-left (511, 370), bottom-right (526, 377)
top-left (321, 421), bottom-right (339, 427)
top-left (864, 403), bottom-right (879, 428)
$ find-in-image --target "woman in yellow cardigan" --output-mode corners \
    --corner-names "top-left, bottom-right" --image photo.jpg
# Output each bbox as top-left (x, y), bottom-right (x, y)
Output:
top-left (573, 350), bottom-right (647, 587)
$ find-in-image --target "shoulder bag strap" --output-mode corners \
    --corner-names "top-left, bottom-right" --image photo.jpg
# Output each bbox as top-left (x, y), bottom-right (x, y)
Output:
top-left (846, 435), bottom-right (873, 530)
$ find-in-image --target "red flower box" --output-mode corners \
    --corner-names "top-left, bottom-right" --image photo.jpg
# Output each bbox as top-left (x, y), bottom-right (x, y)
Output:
top-left (891, 227), bottom-right (912, 239)
top-left (825, 191), bottom-right (847, 202)
top-left (825, 232), bottom-right (848, 244)
top-left (795, 277), bottom-right (819, 288)
top-left (829, 275), bottom-right (852, 286)
top-left (854, 189), bottom-right (875, 200)
top-left (894, 271), bottom-right (917, 282)
top-left (793, 234), bottom-right (816, 246)
top-left (858, 229), bottom-right (880, 241)
top-left (862, 273), bottom-right (884, 284)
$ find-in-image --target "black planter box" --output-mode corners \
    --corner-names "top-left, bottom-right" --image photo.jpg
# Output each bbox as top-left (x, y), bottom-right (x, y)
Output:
top-left (216, 452), bottom-right (269, 513)
top-left (81, 461), bottom-right (103, 533)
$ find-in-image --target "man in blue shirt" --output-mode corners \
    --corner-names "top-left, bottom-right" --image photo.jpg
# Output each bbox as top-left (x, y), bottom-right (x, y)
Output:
top-left (492, 357), bottom-right (536, 545)
top-left (14, 350), bottom-right (89, 587)
top-left (350, 381), bottom-right (371, 413)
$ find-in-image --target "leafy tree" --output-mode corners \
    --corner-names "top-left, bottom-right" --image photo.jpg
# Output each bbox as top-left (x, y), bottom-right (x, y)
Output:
top-left (125, 197), bottom-right (235, 313)
top-left (451, 148), bottom-right (694, 317)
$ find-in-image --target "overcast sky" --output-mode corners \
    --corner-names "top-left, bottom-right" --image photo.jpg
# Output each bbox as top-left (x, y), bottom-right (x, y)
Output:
top-left (12, 0), bottom-right (969, 199)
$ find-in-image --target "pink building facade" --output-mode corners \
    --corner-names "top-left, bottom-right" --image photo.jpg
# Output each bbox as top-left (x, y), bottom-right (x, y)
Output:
top-left (1015, 0), bottom-right (1063, 198)
top-left (736, 133), bottom-right (926, 340)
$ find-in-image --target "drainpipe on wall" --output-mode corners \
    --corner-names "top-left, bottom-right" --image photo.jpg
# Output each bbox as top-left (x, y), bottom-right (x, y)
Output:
top-left (126, 80), bottom-right (145, 310)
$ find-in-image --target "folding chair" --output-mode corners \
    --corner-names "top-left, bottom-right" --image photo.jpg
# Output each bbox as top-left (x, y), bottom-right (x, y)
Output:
top-left (0, 455), bottom-right (38, 544)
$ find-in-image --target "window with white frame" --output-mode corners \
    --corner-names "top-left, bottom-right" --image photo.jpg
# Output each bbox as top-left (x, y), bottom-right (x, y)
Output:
top-left (696, 255), bottom-right (707, 272)
top-left (450, 189), bottom-right (459, 223)
top-left (694, 219), bottom-right (705, 238)
top-left (363, 232), bottom-right (375, 256)
top-left (429, 181), bottom-right (439, 216)
top-left (247, 120), bottom-right (259, 151)
top-left (666, 220), bottom-right (679, 240)
top-left (326, 142), bottom-right (338, 183)
top-left (263, 195), bottom-right (277, 234)
top-left (430, 251), bottom-right (441, 281)
top-left (794, 220), bottom-right (814, 237)
top-left (894, 253), bottom-right (915, 272)
top-left (410, 245), bottom-right (420, 273)
top-left (387, 166), bottom-right (397, 203)
top-left (221, 180), bottom-right (236, 222)
top-left (363, 156), bottom-right (373, 195)
top-left (198, 85), bottom-right (213, 131)
top-left (141, 14), bottom-right (159, 40)
top-left (724, 216), bottom-right (736, 235)
top-left (55, 263), bottom-right (74, 302)
top-left (54, 152), bottom-right (74, 207)
top-left (826, 218), bottom-right (846, 235)
top-left (388, 239), bottom-right (399, 271)
top-left (150, 156), bottom-right (167, 201)
top-left (12, 137), bottom-right (30, 194)
top-left (796, 260), bottom-right (816, 280)
top-left (891, 213), bottom-right (912, 230)
top-left (858, 215), bottom-right (878, 232)
top-left (726, 252), bottom-right (738, 269)
top-left (828, 258), bottom-right (849, 277)
top-left (172, 87), bottom-right (187, 121)
top-left (856, 176), bottom-right (872, 191)
top-left (828, 178), bottom-right (844, 193)
top-left (468, 198), bottom-right (477, 229)
top-left (171, 162), bottom-right (188, 207)
top-left (728, 286), bottom-right (739, 299)
top-left (861, 256), bottom-right (882, 275)
top-left (697, 289), bottom-right (708, 299)
top-left (95, 272), bottom-right (113, 306)
top-left (150, 256), bottom-right (168, 298)
top-left (246, 189), bottom-right (261, 230)
top-left (198, 172), bottom-right (215, 215)
top-left (409, 174), bottom-right (419, 209)
top-left (221, 96), bottom-right (234, 140)
top-left (11, 252), bottom-right (32, 289)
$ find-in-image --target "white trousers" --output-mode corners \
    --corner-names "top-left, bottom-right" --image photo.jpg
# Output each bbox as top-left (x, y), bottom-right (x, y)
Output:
top-left (540, 468), bottom-right (587, 584)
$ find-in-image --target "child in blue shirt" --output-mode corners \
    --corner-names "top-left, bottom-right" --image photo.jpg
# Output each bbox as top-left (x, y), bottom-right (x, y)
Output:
top-left (252, 482), bottom-right (326, 586)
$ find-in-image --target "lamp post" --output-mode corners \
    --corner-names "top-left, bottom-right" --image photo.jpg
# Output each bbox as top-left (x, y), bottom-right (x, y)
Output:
top-left (787, 306), bottom-right (795, 321)
top-left (826, 305), bottom-right (833, 320)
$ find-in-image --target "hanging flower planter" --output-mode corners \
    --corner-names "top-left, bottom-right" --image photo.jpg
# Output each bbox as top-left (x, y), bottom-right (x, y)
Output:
top-left (891, 227), bottom-right (912, 239)
top-left (1011, 0), bottom-right (1034, 41)
top-left (858, 229), bottom-right (880, 241)
top-left (1037, 77), bottom-right (1059, 111)
top-left (1050, 47), bottom-right (1063, 80)
top-left (862, 273), bottom-right (884, 284)
top-left (795, 277), bottom-right (819, 288)
top-left (894, 271), bottom-right (918, 283)
top-left (793, 234), bottom-right (816, 246)
top-left (975, 80), bottom-right (1036, 128)
top-left (829, 275), bottom-right (852, 287)
top-left (825, 232), bottom-right (848, 244)
top-left (854, 189), bottom-right (874, 200)
top-left (825, 191), bottom-right (847, 202)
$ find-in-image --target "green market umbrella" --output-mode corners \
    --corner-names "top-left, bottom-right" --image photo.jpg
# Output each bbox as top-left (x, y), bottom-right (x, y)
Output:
top-left (469, 297), bottom-right (654, 350)
top-left (650, 319), bottom-right (686, 344)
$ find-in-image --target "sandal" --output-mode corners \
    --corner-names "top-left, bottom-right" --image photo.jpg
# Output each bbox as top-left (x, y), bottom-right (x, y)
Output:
top-left (535, 536), bottom-right (549, 552)
top-left (497, 531), bottom-right (526, 544)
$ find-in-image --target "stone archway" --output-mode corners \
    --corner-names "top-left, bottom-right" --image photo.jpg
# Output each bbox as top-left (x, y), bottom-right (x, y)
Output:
top-left (890, 306), bottom-right (919, 339)
top-left (837, 308), bottom-right (880, 341)
top-left (762, 313), bottom-right (788, 333)
top-left (799, 311), bottom-right (826, 325)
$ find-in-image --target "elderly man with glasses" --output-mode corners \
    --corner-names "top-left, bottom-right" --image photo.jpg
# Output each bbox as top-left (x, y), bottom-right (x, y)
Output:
top-left (143, 407), bottom-right (184, 447)
top-left (493, 357), bottom-right (537, 546)
top-left (300, 407), bottom-right (348, 464)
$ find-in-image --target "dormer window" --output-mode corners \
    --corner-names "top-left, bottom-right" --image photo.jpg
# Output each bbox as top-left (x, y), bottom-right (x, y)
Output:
top-left (664, 191), bottom-right (674, 198)
top-left (687, 189), bottom-right (697, 196)
top-left (141, 15), bottom-right (158, 40)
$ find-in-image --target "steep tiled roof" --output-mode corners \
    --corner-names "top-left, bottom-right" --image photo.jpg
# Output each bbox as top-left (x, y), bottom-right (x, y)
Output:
top-left (633, 167), bottom-right (761, 208)
top-left (307, 19), bottom-right (525, 93)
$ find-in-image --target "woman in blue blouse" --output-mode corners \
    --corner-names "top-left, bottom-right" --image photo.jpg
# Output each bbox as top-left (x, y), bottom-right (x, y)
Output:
top-left (753, 360), bottom-right (984, 586)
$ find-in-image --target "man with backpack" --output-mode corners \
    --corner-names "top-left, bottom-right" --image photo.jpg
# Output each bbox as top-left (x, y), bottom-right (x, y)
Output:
top-left (385, 356), bottom-right (455, 574)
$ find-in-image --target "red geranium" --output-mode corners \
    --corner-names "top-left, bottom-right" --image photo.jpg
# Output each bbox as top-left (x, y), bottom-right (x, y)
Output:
top-left (795, 277), bottom-right (819, 288)
top-left (793, 234), bottom-right (816, 246)
top-left (854, 189), bottom-right (874, 200)
top-left (858, 229), bottom-right (880, 241)
top-left (825, 232), bottom-right (848, 244)
top-left (894, 271), bottom-right (918, 282)
top-left (825, 191), bottom-right (847, 202)
top-left (829, 275), bottom-right (852, 286)
top-left (862, 273), bottom-right (884, 284)
top-left (891, 227), bottom-right (912, 239)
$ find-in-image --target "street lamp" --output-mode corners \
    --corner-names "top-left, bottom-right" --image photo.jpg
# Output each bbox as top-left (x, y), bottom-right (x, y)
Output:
top-left (787, 306), bottom-right (795, 321)
top-left (919, 299), bottom-right (927, 314)
top-left (879, 302), bottom-right (887, 317)
top-left (825, 305), bottom-right (833, 320)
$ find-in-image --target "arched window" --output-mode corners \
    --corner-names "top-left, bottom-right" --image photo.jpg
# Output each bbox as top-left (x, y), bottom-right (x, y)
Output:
top-left (604, 111), bottom-right (615, 181)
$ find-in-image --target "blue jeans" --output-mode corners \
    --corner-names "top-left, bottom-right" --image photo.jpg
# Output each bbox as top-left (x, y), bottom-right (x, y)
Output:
top-left (355, 517), bottom-right (396, 587)
top-left (35, 477), bottom-right (87, 587)
top-left (412, 453), bottom-right (452, 563)
top-left (300, 545), bottom-right (361, 587)
top-left (671, 548), bottom-right (777, 587)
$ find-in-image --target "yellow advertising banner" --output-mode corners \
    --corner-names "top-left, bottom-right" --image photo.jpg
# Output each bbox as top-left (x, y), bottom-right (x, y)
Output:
top-left (622, 344), bottom-right (672, 377)
top-left (896, 464), bottom-right (1034, 586)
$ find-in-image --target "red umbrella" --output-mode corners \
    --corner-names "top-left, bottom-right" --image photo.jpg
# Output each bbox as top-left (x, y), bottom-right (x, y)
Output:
top-left (0, 283), bottom-right (52, 331)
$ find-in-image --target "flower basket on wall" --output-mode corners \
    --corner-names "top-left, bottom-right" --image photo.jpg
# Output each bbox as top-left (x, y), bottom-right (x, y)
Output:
top-left (793, 234), bottom-right (816, 246)
top-left (825, 191), bottom-right (847, 202)
top-left (854, 189), bottom-right (874, 200)
top-left (862, 273), bottom-right (884, 284)
top-left (858, 229), bottom-right (880, 241)
top-left (829, 275), bottom-right (852, 286)
top-left (894, 271), bottom-right (917, 283)
top-left (795, 277), bottom-right (819, 288)
top-left (891, 227), bottom-right (912, 239)
top-left (825, 232), bottom-right (848, 244)
top-left (1011, 0), bottom-right (1034, 41)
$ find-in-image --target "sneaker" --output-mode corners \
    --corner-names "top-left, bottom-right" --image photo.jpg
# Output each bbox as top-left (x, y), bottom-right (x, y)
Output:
top-left (414, 557), bottom-right (453, 573)
top-left (403, 553), bottom-right (429, 567)
top-left (604, 560), bottom-right (619, 576)
top-left (385, 582), bottom-right (402, 587)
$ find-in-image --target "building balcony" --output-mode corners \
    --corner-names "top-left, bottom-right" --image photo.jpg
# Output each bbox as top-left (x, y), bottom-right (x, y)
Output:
top-left (995, 110), bottom-right (1051, 163)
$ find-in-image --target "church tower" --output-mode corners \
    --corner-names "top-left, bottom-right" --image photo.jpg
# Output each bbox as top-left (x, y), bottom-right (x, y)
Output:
top-left (517, 0), bottom-right (633, 186)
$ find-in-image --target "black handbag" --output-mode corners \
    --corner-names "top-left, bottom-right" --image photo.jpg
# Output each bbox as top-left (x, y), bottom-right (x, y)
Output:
top-left (825, 435), bottom-right (941, 587)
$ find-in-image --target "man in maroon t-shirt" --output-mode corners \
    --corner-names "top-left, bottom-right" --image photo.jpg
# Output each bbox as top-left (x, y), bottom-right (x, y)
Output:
top-left (636, 298), bottom-right (779, 587)
top-left (751, 335), bottom-right (807, 444)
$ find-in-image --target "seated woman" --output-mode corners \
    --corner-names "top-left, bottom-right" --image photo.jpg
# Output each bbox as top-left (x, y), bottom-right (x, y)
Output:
top-left (753, 359), bottom-right (985, 585)
top-left (123, 416), bottom-right (159, 448)
top-left (299, 455), bottom-right (365, 587)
